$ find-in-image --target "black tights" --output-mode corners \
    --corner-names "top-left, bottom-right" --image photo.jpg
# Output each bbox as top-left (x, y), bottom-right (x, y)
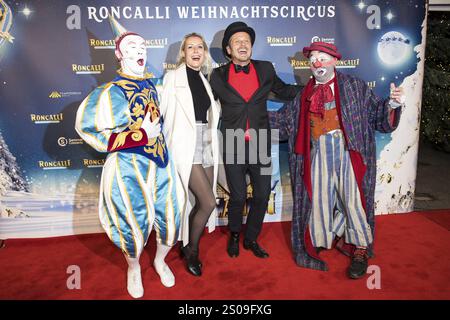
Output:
top-left (188, 164), bottom-right (215, 253)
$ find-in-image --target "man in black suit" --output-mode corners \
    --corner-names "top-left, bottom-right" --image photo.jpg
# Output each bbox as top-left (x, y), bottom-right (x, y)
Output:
top-left (210, 21), bottom-right (300, 259)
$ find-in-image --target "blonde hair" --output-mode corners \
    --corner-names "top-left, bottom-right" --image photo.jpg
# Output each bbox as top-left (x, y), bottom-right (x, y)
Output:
top-left (176, 32), bottom-right (212, 76)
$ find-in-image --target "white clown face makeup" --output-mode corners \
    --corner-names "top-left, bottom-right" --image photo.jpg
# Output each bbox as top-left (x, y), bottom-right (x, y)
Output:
top-left (116, 34), bottom-right (147, 77)
top-left (309, 50), bottom-right (337, 83)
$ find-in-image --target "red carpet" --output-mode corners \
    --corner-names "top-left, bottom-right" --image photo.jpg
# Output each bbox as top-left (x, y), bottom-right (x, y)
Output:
top-left (0, 211), bottom-right (449, 300)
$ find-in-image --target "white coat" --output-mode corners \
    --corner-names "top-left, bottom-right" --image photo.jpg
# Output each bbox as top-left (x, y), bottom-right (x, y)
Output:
top-left (159, 63), bottom-right (221, 246)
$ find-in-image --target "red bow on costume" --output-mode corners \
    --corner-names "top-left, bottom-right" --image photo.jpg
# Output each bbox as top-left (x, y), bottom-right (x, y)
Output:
top-left (308, 78), bottom-right (334, 118)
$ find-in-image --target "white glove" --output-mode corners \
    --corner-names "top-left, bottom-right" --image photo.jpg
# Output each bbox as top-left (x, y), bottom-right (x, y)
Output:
top-left (141, 112), bottom-right (161, 139)
top-left (389, 83), bottom-right (406, 109)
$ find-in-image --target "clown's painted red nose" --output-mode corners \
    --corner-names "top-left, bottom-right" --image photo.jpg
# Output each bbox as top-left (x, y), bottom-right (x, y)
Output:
top-left (313, 61), bottom-right (322, 68)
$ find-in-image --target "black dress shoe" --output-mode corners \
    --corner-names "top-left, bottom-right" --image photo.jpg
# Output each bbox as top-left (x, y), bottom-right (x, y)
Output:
top-left (243, 239), bottom-right (269, 258)
top-left (181, 245), bottom-right (202, 277)
top-left (347, 248), bottom-right (369, 279)
top-left (227, 232), bottom-right (240, 258)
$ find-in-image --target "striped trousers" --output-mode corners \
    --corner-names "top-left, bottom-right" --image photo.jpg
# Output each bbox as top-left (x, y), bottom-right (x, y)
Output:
top-left (99, 152), bottom-right (180, 258)
top-left (309, 130), bottom-right (373, 249)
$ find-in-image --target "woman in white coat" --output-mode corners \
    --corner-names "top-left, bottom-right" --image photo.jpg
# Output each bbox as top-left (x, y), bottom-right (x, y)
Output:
top-left (159, 33), bottom-right (220, 277)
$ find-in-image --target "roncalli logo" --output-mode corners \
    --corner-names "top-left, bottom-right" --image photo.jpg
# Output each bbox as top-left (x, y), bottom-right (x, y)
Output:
top-left (163, 62), bottom-right (177, 71)
top-left (89, 38), bottom-right (115, 49)
top-left (38, 160), bottom-right (72, 170)
top-left (31, 113), bottom-right (64, 124)
top-left (49, 91), bottom-right (81, 99)
top-left (289, 58), bottom-right (360, 69)
top-left (83, 158), bottom-right (106, 168)
top-left (72, 63), bottom-right (105, 75)
top-left (336, 59), bottom-right (360, 69)
top-left (266, 36), bottom-right (296, 47)
top-left (89, 38), bottom-right (168, 49)
top-left (144, 38), bottom-right (168, 49)
top-left (58, 137), bottom-right (84, 147)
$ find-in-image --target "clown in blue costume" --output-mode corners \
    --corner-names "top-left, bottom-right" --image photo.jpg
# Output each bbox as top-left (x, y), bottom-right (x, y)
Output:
top-left (75, 29), bottom-right (181, 298)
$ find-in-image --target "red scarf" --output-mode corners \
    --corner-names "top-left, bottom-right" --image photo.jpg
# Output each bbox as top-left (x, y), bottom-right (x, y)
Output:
top-left (308, 78), bottom-right (334, 118)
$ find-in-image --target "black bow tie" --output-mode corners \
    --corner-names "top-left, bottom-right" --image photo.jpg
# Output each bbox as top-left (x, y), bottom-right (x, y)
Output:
top-left (234, 63), bottom-right (250, 74)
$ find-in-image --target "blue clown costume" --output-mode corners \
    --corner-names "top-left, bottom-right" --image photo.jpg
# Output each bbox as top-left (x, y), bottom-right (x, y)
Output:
top-left (75, 70), bottom-right (181, 258)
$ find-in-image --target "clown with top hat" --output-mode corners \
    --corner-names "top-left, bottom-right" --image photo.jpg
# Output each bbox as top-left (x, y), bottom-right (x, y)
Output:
top-left (269, 41), bottom-right (405, 279)
top-left (75, 17), bottom-right (182, 298)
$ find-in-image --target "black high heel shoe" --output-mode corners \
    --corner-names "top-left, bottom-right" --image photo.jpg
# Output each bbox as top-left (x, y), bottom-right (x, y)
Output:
top-left (181, 245), bottom-right (202, 268)
top-left (180, 245), bottom-right (202, 277)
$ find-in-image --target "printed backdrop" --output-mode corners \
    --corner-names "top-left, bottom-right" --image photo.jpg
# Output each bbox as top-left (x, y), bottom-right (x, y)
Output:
top-left (0, 0), bottom-right (427, 238)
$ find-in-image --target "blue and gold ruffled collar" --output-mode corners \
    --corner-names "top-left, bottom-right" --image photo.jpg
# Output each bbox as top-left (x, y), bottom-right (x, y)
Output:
top-left (116, 69), bottom-right (153, 81)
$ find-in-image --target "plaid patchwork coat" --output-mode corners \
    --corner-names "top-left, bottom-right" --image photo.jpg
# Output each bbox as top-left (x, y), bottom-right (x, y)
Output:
top-left (269, 72), bottom-right (402, 271)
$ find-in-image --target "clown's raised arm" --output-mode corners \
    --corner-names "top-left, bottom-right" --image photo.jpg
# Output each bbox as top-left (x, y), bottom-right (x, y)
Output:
top-left (365, 81), bottom-right (404, 133)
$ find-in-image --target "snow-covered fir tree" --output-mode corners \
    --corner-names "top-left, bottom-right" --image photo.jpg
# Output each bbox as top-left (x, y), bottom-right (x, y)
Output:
top-left (0, 130), bottom-right (29, 195)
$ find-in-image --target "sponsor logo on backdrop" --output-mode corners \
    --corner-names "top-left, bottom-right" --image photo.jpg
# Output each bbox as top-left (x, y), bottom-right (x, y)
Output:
top-left (58, 137), bottom-right (68, 147)
top-left (367, 81), bottom-right (376, 89)
top-left (163, 63), bottom-right (177, 71)
top-left (267, 36), bottom-right (296, 47)
top-left (72, 64), bottom-right (105, 75)
top-left (58, 137), bottom-right (84, 147)
top-left (289, 59), bottom-right (310, 70)
top-left (49, 91), bottom-right (81, 99)
top-left (289, 58), bottom-right (360, 69)
top-left (311, 36), bottom-right (335, 44)
top-left (49, 91), bottom-right (62, 99)
top-left (147, 38), bottom-right (168, 49)
top-left (336, 59), bottom-right (360, 69)
top-left (89, 38), bottom-right (115, 49)
top-left (89, 38), bottom-right (168, 49)
top-left (31, 113), bottom-right (64, 124)
top-left (83, 158), bottom-right (106, 168)
top-left (38, 160), bottom-right (72, 170)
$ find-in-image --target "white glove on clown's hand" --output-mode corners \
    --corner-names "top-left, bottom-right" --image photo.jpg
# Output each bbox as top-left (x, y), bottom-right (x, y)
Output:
top-left (389, 82), bottom-right (406, 109)
top-left (141, 112), bottom-right (161, 139)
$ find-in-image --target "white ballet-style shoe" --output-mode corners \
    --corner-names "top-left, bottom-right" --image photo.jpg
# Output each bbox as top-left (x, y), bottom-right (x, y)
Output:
top-left (127, 266), bottom-right (144, 298)
top-left (153, 261), bottom-right (175, 288)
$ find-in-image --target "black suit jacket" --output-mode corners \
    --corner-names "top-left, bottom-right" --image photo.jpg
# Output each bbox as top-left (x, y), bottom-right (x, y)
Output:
top-left (210, 60), bottom-right (300, 159)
